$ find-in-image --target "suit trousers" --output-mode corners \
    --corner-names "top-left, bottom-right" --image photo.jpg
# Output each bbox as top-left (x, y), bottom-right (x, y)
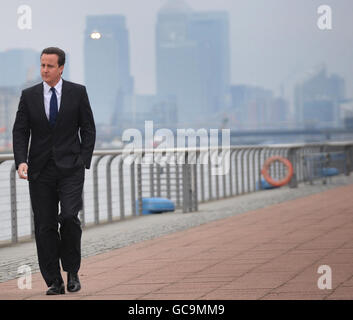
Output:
top-left (29, 158), bottom-right (85, 287)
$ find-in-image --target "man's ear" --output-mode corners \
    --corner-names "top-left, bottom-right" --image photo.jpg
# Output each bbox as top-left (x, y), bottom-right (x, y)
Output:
top-left (59, 65), bottom-right (64, 75)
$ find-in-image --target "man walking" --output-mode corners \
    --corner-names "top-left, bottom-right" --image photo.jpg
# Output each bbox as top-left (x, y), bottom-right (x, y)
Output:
top-left (12, 47), bottom-right (96, 295)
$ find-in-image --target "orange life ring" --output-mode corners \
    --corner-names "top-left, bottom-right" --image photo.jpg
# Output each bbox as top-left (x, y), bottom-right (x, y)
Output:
top-left (261, 156), bottom-right (293, 187)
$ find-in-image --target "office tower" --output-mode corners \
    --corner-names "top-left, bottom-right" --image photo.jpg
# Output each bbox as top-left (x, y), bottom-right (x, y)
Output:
top-left (119, 94), bottom-right (177, 131)
top-left (84, 15), bottom-right (134, 125)
top-left (294, 65), bottom-right (345, 128)
top-left (0, 49), bottom-right (39, 87)
top-left (230, 85), bottom-right (286, 130)
top-left (156, 0), bottom-right (230, 126)
top-left (189, 11), bottom-right (230, 114)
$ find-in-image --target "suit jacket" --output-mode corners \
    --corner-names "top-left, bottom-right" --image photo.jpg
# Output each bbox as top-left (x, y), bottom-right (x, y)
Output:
top-left (12, 79), bottom-right (96, 181)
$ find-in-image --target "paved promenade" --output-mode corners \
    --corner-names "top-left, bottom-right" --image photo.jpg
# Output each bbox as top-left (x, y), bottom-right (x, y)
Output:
top-left (1, 176), bottom-right (353, 300)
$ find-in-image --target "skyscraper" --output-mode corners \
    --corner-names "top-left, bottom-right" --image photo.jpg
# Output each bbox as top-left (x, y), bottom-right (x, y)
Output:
top-left (230, 85), bottom-right (288, 130)
top-left (189, 11), bottom-right (230, 114)
top-left (156, 0), bottom-right (230, 126)
top-left (0, 49), bottom-right (40, 87)
top-left (294, 65), bottom-right (346, 128)
top-left (84, 15), bottom-right (134, 125)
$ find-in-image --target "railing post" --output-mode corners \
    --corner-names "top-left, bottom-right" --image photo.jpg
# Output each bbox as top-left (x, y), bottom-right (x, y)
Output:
top-left (213, 150), bottom-right (220, 200)
top-left (246, 148), bottom-right (252, 193)
top-left (208, 152), bottom-right (213, 200)
top-left (175, 154), bottom-right (181, 208)
top-left (10, 164), bottom-right (18, 243)
top-left (234, 149), bottom-right (240, 195)
top-left (350, 145), bottom-right (353, 174)
top-left (251, 148), bottom-right (258, 192)
top-left (182, 151), bottom-right (188, 213)
top-left (182, 151), bottom-right (193, 213)
top-left (166, 162), bottom-right (171, 199)
top-left (192, 162), bottom-right (198, 211)
top-left (240, 149), bottom-right (245, 194)
top-left (106, 155), bottom-right (116, 223)
top-left (119, 158), bottom-right (125, 219)
top-left (137, 159), bottom-right (143, 216)
top-left (258, 148), bottom-right (264, 190)
top-left (193, 151), bottom-right (199, 211)
top-left (222, 149), bottom-right (227, 198)
top-left (149, 163), bottom-right (154, 198)
top-left (93, 155), bottom-right (104, 225)
top-left (229, 150), bottom-right (235, 196)
top-left (130, 160), bottom-right (136, 216)
top-left (199, 154), bottom-right (205, 202)
top-left (288, 147), bottom-right (299, 188)
top-left (156, 163), bottom-right (161, 197)
top-left (344, 145), bottom-right (352, 175)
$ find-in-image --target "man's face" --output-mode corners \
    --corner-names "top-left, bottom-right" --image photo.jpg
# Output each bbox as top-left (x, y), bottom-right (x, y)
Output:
top-left (40, 54), bottom-right (64, 86)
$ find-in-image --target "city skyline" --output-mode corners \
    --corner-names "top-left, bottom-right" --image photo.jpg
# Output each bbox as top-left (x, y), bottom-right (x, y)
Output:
top-left (0, 0), bottom-right (352, 105)
top-left (1, 0), bottom-right (353, 142)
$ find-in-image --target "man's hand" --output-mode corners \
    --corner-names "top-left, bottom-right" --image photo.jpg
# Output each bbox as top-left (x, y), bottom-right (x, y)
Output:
top-left (17, 163), bottom-right (28, 180)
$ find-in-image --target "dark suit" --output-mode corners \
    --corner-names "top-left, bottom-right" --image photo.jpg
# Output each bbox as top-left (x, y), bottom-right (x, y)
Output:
top-left (12, 79), bottom-right (96, 286)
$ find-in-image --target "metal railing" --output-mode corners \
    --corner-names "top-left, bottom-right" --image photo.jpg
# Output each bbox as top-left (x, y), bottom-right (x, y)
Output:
top-left (0, 141), bottom-right (352, 246)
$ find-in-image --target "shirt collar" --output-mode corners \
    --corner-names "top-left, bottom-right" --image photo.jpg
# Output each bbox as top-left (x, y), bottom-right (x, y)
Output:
top-left (43, 78), bottom-right (63, 94)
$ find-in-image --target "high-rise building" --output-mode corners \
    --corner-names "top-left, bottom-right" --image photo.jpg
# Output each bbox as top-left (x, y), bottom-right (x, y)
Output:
top-left (229, 84), bottom-right (289, 130)
top-left (84, 15), bottom-right (134, 125)
top-left (156, 0), bottom-right (230, 126)
top-left (0, 49), bottom-right (40, 87)
top-left (294, 65), bottom-right (346, 128)
top-left (118, 94), bottom-right (177, 132)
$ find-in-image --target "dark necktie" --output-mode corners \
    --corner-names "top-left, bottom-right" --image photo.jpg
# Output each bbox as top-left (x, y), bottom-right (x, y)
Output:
top-left (49, 87), bottom-right (58, 127)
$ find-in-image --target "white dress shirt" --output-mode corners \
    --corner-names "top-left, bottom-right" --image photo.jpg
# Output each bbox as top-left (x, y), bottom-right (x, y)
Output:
top-left (43, 78), bottom-right (62, 120)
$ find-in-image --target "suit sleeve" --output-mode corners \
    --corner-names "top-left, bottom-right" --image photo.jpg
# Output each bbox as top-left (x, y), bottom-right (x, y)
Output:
top-left (12, 91), bottom-right (30, 170)
top-left (79, 86), bottom-right (96, 169)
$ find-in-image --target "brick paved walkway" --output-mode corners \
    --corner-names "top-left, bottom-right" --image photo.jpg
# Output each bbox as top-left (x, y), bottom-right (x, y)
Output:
top-left (1, 183), bottom-right (353, 300)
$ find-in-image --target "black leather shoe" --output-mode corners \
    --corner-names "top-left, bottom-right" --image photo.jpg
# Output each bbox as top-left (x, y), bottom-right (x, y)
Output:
top-left (46, 278), bottom-right (65, 295)
top-left (67, 273), bottom-right (81, 292)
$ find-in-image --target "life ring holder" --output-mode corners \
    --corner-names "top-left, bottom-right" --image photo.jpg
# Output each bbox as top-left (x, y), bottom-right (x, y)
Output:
top-left (261, 156), bottom-right (293, 187)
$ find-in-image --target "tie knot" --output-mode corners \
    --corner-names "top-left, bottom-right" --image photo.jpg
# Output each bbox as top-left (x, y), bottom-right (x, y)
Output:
top-left (50, 87), bottom-right (55, 93)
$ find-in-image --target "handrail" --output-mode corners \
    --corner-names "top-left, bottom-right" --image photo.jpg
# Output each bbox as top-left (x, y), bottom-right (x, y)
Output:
top-left (0, 141), bottom-right (352, 246)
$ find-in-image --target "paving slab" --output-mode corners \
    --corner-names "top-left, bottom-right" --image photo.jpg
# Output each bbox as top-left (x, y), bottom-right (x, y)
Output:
top-left (1, 175), bottom-right (353, 300)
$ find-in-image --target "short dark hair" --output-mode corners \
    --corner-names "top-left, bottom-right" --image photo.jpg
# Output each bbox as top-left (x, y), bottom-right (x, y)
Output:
top-left (41, 47), bottom-right (66, 66)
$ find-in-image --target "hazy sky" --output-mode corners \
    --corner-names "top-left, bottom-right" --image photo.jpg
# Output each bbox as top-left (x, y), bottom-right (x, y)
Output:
top-left (1, 0), bottom-right (353, 105)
